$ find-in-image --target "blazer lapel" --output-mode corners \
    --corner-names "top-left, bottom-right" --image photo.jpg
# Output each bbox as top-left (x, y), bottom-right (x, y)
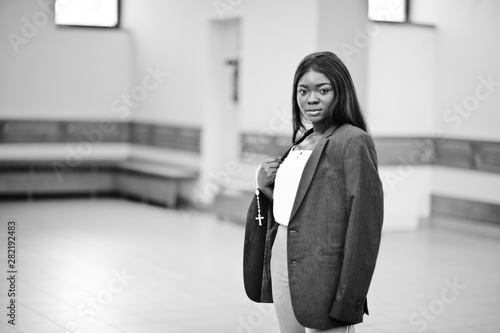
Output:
top-left (288, 125), bottom-right (339, 223)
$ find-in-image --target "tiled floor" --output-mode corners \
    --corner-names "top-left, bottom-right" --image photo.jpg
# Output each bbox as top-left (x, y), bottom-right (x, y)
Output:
top-left (0, 198), bottom-right (499, 333)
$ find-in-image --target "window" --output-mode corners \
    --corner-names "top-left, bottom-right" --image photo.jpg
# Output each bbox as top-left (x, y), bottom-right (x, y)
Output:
top-left (55, 0), bottom-right (120, 28)
top-left (368, 0), bottom-right (408, 23)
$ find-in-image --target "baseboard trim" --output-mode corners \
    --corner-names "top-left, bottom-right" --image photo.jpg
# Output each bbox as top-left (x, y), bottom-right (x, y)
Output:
top-left (430, 214), bottom-right (500, 240)
top-left (431, 194), bottom-right (500, 226)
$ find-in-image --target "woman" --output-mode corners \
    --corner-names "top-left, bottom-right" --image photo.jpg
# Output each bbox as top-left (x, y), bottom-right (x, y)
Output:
top-left (243, 51), bottom-right (384, 332)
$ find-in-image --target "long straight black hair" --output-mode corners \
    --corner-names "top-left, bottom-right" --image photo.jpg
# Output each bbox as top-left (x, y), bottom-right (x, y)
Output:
top-left (292, 51), bottom-right (367, 142)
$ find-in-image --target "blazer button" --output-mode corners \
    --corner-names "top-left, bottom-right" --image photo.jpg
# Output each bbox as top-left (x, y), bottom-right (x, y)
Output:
top-left (291, 259), bottom-right (298, 264)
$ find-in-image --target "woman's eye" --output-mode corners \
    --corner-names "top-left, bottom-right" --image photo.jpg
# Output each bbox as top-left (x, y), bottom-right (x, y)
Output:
top-left (320, 89), bottom-right (330, 94)
top-left (298, 90), bottom-right (307, 95)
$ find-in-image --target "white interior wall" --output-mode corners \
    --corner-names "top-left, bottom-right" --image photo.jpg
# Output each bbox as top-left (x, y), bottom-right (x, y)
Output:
top-left (368, 0), bottom-right (500, 143)
top-left (3, 0), bottom-right (498, 137)
top-left (432, 167), bottom-right (500, 204)
top-left (431, 0), bottom-right (500, 142)
top-left (379, 166), bottom-right (432, 230)
top-left (368, 0), bottom-right (500, 226)
top-left (411, 0), bottom-right (500, 206)
top-left (235, 0), bottom-right (319, 135)
top-left (318, 0), bottom-right (369, 112)
top-left (366, 24), bottom-right (436, 137)
top-left (365, 23), bottom-right (436, 229)
top-left (0, 0), bottom-right (132, 121)
top-left (120, 0), bottom-right (208, 126)
top-left (121, 0), bottom-right (318, 133)
top-left (199, 18), bottom-right (241, 201)
top-left (409, 0), bottom-right (438, 25)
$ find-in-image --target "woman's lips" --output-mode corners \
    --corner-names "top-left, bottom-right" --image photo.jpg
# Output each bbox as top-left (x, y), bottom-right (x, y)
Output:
top-left (306, 109), bottom-right (322, 116)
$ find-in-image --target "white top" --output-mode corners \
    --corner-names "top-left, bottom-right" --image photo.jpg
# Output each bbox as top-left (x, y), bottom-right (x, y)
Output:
top-left (273, 147), bottom-right (312, 226)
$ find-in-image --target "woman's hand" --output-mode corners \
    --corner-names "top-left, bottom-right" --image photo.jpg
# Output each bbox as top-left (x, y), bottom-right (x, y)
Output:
top-left (258, 157), bottom-right (282, 189)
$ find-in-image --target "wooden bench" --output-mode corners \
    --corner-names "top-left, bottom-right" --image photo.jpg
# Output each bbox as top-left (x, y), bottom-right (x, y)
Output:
top-left (0, 143), bottom-right (199, 208)
top-left (115, 158), bottom-right (198, 207)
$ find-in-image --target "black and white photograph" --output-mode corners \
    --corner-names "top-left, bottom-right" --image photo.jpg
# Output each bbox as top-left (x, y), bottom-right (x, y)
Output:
top-left (0, 0), bottom-right (499, 332)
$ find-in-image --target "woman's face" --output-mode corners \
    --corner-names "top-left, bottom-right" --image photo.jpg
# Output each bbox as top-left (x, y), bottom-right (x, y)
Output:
top-left (296, 69), bottom-right (334, 128)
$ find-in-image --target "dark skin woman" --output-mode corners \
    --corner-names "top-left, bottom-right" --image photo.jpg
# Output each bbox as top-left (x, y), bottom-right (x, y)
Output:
top-left (244, 51), bottom-right (384, 333)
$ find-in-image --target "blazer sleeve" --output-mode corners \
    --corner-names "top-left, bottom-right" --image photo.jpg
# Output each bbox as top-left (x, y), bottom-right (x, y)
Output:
top-left (329, 133), bottom-right (384, 323)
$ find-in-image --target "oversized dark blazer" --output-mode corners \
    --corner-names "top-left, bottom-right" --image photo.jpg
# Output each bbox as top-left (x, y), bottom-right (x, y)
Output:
top-left (243, 123), bottom-right (384, 330)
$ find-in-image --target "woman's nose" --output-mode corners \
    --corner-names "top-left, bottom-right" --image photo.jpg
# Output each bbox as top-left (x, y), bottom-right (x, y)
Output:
top-left (307, 92), bottom-right (319, 104)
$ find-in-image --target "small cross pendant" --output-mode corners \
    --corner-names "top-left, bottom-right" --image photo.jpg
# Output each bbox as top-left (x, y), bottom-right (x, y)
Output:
top-left (255, 214), bottom-right (264, 226)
